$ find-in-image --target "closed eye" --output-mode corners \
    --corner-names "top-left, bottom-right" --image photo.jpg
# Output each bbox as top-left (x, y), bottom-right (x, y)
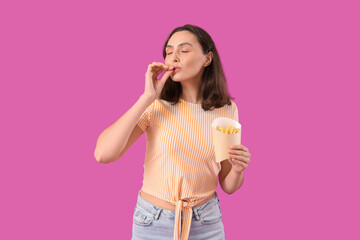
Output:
top-left (167, 51), bottom-right (189, 55)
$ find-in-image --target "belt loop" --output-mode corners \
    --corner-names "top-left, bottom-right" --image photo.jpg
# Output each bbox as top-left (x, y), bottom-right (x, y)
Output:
top-left (154, 208), bottom-right (162, 220)
top-left (193, 208), bottom-right (200, 221)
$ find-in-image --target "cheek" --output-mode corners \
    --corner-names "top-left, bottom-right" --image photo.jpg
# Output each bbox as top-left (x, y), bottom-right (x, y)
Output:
top-left (185, 56), bottom-right (203, 70)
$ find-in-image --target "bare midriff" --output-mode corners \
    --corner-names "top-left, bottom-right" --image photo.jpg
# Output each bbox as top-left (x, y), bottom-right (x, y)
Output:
top-left (140, 190), bottom-right (216, 211)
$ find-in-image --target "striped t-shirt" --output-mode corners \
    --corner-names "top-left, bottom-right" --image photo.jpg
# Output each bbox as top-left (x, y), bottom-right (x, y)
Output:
top-left (136, 97), bottom-right (238, 240)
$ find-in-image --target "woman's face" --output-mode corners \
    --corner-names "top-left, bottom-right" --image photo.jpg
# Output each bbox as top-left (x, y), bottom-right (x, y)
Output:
top-left (165, 31), bottom-right (210, 82)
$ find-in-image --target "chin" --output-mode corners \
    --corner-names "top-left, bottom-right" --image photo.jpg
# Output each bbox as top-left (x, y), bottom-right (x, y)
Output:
top-left (170, 76), bottom-right (182, 82)
top-left (171, 73), bottom-right (190, 82)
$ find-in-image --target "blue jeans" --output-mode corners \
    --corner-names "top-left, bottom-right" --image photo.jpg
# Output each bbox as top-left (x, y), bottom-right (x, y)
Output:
top-left (131, 191), bottom-right (226, 240)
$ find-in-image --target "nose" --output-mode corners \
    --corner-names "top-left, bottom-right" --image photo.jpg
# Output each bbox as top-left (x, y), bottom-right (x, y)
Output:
top-left (169, 51), bottom-right (180, 63)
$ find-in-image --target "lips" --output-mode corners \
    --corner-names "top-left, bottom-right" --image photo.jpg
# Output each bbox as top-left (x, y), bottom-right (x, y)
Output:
top-left (172, 66), bottom-right (181, 74)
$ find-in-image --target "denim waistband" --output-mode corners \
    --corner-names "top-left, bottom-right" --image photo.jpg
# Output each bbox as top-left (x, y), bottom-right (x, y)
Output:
top-left (135, 191), bottom-right (220, 218)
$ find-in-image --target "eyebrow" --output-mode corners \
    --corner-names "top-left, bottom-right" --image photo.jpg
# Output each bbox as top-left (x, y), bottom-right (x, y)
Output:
top-left (165, 42), bottom-right (193, 49)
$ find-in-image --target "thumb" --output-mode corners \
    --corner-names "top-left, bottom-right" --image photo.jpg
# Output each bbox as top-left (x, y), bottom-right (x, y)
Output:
top-left (160, 70), bottom-right (173, 84)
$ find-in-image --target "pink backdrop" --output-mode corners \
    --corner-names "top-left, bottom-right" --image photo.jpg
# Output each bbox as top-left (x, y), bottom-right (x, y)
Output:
top-left (1, 0), bottom-right (359, 239)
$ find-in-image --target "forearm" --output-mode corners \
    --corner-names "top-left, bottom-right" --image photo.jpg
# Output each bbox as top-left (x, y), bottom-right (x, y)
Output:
top-left (222, 169), bottom-right (244, 194)
top-left (94, 94), bottom-right (153, 163)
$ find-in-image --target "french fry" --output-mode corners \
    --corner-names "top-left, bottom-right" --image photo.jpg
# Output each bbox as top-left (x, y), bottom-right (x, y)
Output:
top-left (217, 125), bottom-right (226, 133)
top-left (233, 128), bottom-right (240, 134)
top-left (216, 125), bottom-right (240, 134)
top-left (226, 125), bottom-right (233, 134)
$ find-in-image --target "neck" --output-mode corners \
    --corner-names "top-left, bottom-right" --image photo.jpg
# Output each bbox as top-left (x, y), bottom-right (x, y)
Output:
top-left (180, 73), bottom-right (203, 104)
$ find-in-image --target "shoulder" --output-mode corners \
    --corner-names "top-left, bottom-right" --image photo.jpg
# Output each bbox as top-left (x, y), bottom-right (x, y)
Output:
top-left (230, 100), bottom-right (237, 107)
top-left (149, 98), bottom-right (165, 109)
top-left (150, 98), bottom-right (175, 114)
top-left (229, 100), bottom-right (238, 111)
top-left (155, 98), bottom-right (179, 108)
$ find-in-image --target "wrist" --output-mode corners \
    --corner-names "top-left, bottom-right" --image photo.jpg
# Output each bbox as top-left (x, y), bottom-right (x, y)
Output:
top-left (140, 94), bottom-right (155, 104)
top-left (231, 168), bottom-right (244, 174)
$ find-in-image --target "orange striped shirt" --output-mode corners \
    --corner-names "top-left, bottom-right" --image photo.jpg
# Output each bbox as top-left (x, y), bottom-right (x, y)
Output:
top-left (136, 97), bottom-right (238, 240)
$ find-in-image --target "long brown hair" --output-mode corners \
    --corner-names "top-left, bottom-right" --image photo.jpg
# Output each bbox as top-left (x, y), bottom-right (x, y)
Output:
top-left (159, 24), bottom-right (235, 111)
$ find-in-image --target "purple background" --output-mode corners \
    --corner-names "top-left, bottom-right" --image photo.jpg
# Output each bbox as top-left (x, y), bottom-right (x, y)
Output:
top-left (1, 0), bottom-right (359, 239)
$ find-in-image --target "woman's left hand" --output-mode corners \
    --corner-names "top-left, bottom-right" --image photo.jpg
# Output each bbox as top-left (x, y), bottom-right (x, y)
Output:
top-left (227, 144), bottom-right (252, 173)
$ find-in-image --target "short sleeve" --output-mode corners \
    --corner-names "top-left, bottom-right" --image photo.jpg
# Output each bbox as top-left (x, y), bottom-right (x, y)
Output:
top-left (136, 100), bottom-right (155, 132)
top-left (233, 102), bottom-right (239, 122)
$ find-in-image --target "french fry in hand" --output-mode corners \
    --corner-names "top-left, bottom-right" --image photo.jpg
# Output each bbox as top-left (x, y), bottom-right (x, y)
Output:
top-left (216, 125), bottom-right (240, 134)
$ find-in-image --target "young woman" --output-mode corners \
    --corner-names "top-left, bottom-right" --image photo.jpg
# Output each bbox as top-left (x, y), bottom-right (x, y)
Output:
top-left (94, 24), bottom-right (252, 240)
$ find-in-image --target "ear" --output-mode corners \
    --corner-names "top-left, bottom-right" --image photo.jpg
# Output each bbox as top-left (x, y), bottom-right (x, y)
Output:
top-left (204, 51), bottom-right (213, 67)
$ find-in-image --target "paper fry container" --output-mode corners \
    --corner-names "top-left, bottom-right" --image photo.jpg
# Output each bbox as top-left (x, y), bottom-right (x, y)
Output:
top-left (211, 117), bottom-right (241, 163)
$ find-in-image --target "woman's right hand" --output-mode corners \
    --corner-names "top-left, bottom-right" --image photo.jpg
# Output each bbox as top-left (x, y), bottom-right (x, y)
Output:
top-left (143, 62), bottom-right (174, 101)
